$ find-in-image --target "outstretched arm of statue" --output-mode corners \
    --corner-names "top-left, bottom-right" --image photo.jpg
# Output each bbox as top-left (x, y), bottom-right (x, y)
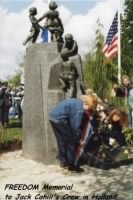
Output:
top-left (30, 16), bottom-right (44, 30)
top-left (37, 12), bottom-right (48, 22)
top-left (38, 24), bottom-right (44, 30)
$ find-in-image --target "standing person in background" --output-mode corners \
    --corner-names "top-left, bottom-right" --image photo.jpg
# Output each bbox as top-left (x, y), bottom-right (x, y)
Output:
top-left (3, 82), bottom-right (12, 127)
top-left (129, 87), bottom-right (133, 128)
top-left (20, 84), bottom-right (24, 118)
top-left (10, 86), bottom-right (17, 118)
top-left (115, 75), bottom-right (131, 99)
top-left (112, 75), bottom-right (131, 110)
top-left (0, 82), bottom-right (7, 127)
top-left (49, 94), bottom-right (97, 172)
top-left (15, 85), bottom-right (24, 121)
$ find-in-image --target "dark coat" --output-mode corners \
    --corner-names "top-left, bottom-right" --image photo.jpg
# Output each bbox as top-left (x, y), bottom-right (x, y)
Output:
top-left (0, 87), bottom-right (6, 107)
top-left (111, 122), bottom-right (126, 146)
top-left (116, 85), bottom-right (131, 98)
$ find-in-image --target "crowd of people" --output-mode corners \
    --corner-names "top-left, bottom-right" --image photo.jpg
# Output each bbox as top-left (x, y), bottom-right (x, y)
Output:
top-left (0, 81), bottom-right (24, 128)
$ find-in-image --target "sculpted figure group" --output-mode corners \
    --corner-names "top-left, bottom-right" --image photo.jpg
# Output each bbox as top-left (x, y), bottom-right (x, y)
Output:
top-left (23, 1), bottom-right (84, 98)
top-left (23, 1), bottom-right (64, 44)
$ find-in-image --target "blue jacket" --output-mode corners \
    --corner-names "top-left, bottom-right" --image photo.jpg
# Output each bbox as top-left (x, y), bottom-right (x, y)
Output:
top-left (49, 98), bottom-right (84, 137)
top-left (129, 89), bottom-right (133, 109)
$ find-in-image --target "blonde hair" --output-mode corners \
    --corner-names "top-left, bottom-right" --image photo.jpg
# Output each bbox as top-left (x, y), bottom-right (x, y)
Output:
top-left (122, 75), bottom-right (130, 81)
top-left (81, 94), bottom-right (98, 107)
top-left (85, 88), bottom-right (95, 95)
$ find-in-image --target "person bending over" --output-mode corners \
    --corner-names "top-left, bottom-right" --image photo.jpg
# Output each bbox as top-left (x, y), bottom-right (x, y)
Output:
top-left (49, 94), bottom-right (97, 172)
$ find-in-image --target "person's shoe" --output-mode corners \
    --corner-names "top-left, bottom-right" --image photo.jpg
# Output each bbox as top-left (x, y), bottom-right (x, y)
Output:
top-left (60, 163), bottom-right (69, 169)
top-left (68, 165), bottom-right (84, 173)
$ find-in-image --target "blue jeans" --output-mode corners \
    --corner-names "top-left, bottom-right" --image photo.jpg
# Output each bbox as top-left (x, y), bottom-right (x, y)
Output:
top-left (129, 109), bottom-right (133, 129)
top-left (50, 121), bottom-right (76, 166)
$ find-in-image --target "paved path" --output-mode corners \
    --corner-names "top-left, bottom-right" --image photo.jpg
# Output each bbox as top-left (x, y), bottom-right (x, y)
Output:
top-left (0, 151), bottom-right (133, 200)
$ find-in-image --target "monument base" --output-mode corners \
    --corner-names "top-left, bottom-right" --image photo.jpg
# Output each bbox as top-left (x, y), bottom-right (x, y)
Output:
top-left (23, 43), bottom-right (65, 164)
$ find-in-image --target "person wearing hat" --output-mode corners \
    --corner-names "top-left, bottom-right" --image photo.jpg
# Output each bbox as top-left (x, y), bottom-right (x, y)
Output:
top-left (49, 94), bottom-right (97, 172)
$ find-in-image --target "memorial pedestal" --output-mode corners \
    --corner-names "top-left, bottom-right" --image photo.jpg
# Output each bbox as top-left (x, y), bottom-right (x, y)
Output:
top-left (23, 43), bottom-right (65, 164)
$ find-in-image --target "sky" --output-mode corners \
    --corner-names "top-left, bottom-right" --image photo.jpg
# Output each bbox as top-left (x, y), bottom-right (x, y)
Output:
top-left (0, 0), bottom-right (124, 80)
top-left (0, 0), bottom-right (98, 14)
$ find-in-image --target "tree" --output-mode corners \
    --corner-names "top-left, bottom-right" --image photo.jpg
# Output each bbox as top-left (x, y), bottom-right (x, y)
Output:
top-left (7, 70), bottom-right (22, 87)
top-left (121, 0), bottom-right (133, 76)
top-left (84, 19), bottom-right (116, 100)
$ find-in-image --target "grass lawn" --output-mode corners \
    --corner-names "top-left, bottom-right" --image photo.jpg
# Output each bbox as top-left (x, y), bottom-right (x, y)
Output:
top-left (0, 118), bottom-right (22, 152)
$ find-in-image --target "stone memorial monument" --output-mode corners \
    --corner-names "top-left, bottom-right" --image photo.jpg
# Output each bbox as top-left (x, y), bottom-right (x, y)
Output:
top-left (23, 1), bottom-right (84, 164)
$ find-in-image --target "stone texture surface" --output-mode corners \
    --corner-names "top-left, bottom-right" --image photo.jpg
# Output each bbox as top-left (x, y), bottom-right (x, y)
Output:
top-left (23, 43), bottom-right (65, 164)
top-left (70, 55), bottom-right (84, 83)
top-left (70, 55), bottom-right (85, 97)
top-left (0, 151), bottom-right (133, 200)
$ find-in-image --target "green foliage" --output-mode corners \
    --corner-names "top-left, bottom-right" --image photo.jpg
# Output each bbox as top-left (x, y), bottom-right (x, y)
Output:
top-left (122, 127), bottom-right (133, 145)
top-left (83, 19), bottom-right (116, 100)
top-left (109, 96), bottom-right (129, 112)
top-left (8, 70), bottom-right (22, 87)
top-left (121, 0), bottom-right (133, 76)
top-left (115, 150), bottom-right (128, 161)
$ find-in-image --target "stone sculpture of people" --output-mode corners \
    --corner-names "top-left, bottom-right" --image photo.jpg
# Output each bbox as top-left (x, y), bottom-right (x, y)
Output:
top-left (38, 1), bottom-right (64, 42)
top-left (59, 49), bottom-right (79, 98)
top-left (61, 33), bottom-right (78, 59)
top-left (23, 7), bottom-right (44, 45)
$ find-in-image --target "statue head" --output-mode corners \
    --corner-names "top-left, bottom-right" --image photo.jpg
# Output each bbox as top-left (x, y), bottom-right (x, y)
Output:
top-left (29, 7), bottom-right (37, 15)
top-left (65, 33), bottom-right (73, 43)
top-left (60, 48), bottom-right (69, 61)
top-left (49, 1), bottom-right (58, 10)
